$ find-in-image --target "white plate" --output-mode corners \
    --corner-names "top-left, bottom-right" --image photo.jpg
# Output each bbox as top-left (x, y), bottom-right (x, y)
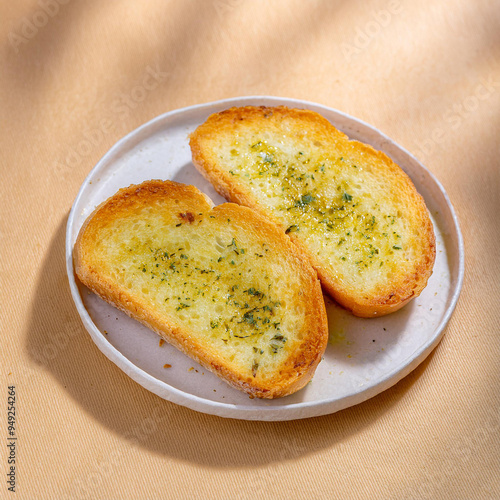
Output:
top-left (66, 96), bottom-right (464, 421)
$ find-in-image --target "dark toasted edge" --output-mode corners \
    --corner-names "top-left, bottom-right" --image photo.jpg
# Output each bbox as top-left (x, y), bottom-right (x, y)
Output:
top-left (189, 106), bottom-right (437, 318)
top-left (74, 180), bottom-right (328, 398)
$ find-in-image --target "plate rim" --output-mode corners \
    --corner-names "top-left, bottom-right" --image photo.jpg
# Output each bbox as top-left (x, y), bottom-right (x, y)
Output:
top-left (65, 95), bottom-right (465, 421)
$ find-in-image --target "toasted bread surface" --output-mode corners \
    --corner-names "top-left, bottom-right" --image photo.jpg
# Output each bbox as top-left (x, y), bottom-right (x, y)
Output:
top-left (190, 106), bottom-right (436, 317)
top-left (74, 180), bottom-right (328, 398)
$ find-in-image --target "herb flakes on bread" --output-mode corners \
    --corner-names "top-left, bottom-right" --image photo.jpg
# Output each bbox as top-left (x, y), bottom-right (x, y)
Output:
top-left (74, 180), bottom-right (328, 399)
top-left (190, 106), bottom-right (436, 317)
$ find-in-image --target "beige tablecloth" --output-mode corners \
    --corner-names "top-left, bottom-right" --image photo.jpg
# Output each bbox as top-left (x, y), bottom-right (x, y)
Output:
top-left (2, 1), bottom-right (499, 498)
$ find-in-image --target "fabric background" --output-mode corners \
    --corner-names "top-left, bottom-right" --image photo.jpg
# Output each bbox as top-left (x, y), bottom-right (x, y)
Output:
top-left (1, 1), bottom-right (499, 499)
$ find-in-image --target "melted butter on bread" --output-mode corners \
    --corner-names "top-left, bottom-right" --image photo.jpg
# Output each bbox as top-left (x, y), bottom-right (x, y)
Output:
top-left (74, 180), bottom-right (328, 398)
top-left (190, 106), bottom-right (436, 317)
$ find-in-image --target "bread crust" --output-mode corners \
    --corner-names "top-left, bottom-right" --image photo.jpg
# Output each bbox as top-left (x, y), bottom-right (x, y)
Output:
top-left (74, 180), bottom-right (328, 398)
top-left (190, 106), bottom-right (436, 317)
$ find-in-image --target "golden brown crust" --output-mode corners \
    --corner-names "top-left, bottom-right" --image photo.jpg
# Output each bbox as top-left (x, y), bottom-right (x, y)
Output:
top-left (74, 180), bottom-right (328, 398)
top-left (190, 106), bottom-right (436, 318)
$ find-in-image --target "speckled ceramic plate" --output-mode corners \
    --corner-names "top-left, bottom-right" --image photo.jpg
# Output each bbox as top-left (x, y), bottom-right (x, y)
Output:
top-left (66, 96), bottom-right (464, 421)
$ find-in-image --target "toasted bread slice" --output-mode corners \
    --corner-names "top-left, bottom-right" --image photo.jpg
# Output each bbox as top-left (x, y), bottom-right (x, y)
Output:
top-left (190, 106), bottom-right (436, 317)
top-left (74, 180), bottom-right (328, 398)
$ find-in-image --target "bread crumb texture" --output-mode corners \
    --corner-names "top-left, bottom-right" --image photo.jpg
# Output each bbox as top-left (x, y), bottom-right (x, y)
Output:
top-left (74, 180), bottom-right (327, 398)
top-left (190, 106), bottom-right (436, 317)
